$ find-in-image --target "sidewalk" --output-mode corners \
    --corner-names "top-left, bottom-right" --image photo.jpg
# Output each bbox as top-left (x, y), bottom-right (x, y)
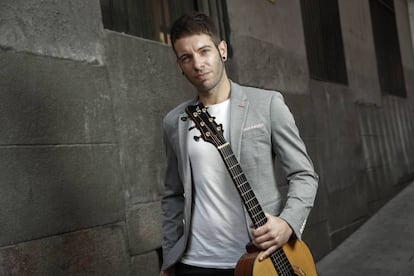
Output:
top-left (316, 181), bottom-right (414, 275)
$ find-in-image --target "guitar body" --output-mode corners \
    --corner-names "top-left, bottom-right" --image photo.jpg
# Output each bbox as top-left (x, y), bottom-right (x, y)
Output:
top-left (235, 240), bottom-right (318, 276)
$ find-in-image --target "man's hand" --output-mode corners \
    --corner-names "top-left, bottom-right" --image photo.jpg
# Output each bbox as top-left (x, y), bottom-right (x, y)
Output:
top-left (251, 214), bottom-right (293, 261)
top-left (160, 266), bottom-right (175, 276)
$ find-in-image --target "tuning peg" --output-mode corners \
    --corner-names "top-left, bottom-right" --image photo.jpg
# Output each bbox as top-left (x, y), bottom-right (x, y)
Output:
top-left (189, 126), bottom-right (196, 131)
top-left (193, 136), bottom-right (201, 142)
top-left (181, 116), bottom-right (188, 121)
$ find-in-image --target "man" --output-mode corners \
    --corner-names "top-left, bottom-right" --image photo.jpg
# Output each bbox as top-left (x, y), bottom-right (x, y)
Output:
top-left (160, 12), bottom-right (318, 276)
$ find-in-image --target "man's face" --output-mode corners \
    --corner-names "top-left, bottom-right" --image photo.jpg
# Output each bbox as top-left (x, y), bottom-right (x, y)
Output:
top-left (174, 33), bottom-right (227, 94)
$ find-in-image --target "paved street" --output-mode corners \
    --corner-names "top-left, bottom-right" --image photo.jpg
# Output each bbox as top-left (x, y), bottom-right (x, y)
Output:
top-left (316, 181), bottom-right (414, 275)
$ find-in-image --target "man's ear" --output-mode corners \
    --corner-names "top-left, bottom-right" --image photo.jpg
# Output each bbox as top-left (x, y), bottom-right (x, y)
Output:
top-left (218, 40), bottom-right (228, 59)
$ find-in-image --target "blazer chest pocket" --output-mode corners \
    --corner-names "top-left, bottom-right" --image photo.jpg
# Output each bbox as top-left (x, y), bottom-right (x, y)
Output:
top-left (242, 123), bottom-right (268, 140)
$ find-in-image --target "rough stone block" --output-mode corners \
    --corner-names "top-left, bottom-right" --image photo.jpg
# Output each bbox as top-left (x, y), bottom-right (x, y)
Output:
top-left (361, 135), bottom-right (385, 169)
top-left (131, 250), bottom-right (161, 276)
top-left (283, 94), bottom-right (317, 139)
top-left (307, 178), bottom-right (329, 225)
top-left (364, 167), bottom-right (395, 206)
top-left (229, 34), bottom-right (309, 95)
top-left (127, 201), bottom-right (163, 255)
top-left (0, 0), bottom-right (105, 64)
top-left (327, 182), bottom-right (369, 231)
top-left (303, 221), bottom-right (331, 262)
top-left (227, 0), bottom-right (306, 57)
top-left (0, 51), bottom-right (115, 145)
top-left (0, 145), bottom-right (124, 246)
top-left (0, 224), bottom-right (129, 275)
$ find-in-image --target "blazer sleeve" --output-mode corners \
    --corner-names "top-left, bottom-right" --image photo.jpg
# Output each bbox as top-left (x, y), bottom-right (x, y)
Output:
top-left (161, 116), bottom-right (185, 265)
top-left (269, 92), bottom-right (319, 239)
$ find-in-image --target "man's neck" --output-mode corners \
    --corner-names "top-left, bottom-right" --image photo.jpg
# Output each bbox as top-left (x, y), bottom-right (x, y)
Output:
top-left (198, 78), bottom-right (231, 105)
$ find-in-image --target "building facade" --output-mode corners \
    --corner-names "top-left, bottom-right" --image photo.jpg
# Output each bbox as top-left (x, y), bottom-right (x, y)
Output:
top-left (1, 0), bottom-right (413, 274)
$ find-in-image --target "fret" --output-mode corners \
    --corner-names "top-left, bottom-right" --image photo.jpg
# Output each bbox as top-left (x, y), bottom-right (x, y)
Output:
top-left (217, 142), bottom-right (230, 149)
top-left (255, 216), bottom-right (267, 227)
top-left (235, 174), bottom-right (247, 182)
top-left (240, 188), bottom-right (252, 197)
top-left (219, 144), bottom-right (232, 154)
top-left (239, 186), bottom-right (250, 195)
top-left (233, 172), bottom-right (243, 179)
top-left (270, 249), bottom-right (295, 275)
top-left (244, 195), bottom-right (257, 205)
top-left (228, 165), bottom-right (242, 175)
top-left (248, 205), bottom-right (262, 216)
top-left (243, 193), bottom-right (259, 205)
top-left (223, 153), bottom-right (235, 161)
top-left (236, 179), bottom-right (248, 187)
top-left (225, 156), bottom-right (238, 168)
top-left (244, 197), bottom-right (258, 209)
top-left (248, 204), bottom-right (263, 215)
top-left (246, 204), bottom-right (259, 211)
top-left (251, 210), bottom-right (264, 219)
top-left (241, 188), bottom-right (253, 198)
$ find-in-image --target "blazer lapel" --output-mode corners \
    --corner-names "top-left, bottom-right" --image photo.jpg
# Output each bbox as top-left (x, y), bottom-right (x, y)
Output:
top-left (177, 97), bottom-right (198, 194)
top-left (229, 81), bottom-right (249, 160)
top-left (178, 110), bottom-right (189, 185)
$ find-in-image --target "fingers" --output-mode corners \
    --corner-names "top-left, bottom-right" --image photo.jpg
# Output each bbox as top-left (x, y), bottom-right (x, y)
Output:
top-left (259, 244), bottom-right (279, 261)
top-left (253, 232), bottom-right (283, 251)
top-left (251, 223), bottom-right (269, 238)
top-left (250, 214), bottom-right (293, 261)
top-left (160, 266), bottom-right (175, 276)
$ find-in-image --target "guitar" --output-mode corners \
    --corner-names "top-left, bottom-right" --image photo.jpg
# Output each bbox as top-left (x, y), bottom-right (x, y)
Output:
top-left (185, 103), bottom-right (318, 276)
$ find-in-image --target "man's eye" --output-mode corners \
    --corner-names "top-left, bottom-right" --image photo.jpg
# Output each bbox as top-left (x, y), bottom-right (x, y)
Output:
top-left (180, 56), bottom-right (191, 63)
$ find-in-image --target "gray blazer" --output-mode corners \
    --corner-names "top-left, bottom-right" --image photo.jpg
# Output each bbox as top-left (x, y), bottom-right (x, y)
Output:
top-left (161, 81), bottom-right (318, 270)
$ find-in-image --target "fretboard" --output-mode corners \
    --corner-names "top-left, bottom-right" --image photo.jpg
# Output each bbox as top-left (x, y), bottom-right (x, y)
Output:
top-left (217, 142), bottom-right (267, 228)
top-left (217, 142), bottom-right (295, 275)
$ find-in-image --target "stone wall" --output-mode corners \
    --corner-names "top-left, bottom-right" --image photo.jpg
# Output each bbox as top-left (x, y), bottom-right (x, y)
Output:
top-left (0, 0), bottom-right (413, 275)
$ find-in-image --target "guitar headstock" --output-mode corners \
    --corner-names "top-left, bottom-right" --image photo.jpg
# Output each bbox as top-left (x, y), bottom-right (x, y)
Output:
top-left (185, 103), bottom-right (226, 148)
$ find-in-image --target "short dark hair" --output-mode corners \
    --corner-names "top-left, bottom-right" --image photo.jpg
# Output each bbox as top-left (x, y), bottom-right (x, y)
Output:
top-left (170, 12), bottom-right (221, 53)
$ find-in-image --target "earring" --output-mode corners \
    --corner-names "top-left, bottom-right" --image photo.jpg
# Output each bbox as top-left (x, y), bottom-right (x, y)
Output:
top-left (222, 56), bottom-right (227, 61)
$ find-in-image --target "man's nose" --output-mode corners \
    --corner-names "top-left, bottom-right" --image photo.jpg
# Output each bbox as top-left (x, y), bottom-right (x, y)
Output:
top-left (193, 55), bottom-right (205, 71)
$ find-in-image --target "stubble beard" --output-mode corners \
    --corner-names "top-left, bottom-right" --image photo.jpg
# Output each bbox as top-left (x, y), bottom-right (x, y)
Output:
top-left (194, 60), bottom-right (226, 96)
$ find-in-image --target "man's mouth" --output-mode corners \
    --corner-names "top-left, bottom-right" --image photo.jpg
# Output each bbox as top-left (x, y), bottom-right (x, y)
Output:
top-left (195, 72), bottom-right (210, 80)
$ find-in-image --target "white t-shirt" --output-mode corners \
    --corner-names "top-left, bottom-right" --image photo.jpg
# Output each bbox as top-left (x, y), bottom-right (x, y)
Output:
top-left (181, 99), bottom-right (250, 268)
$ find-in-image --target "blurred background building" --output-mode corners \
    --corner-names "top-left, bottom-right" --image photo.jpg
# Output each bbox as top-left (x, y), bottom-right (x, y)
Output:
top-left (0, 0), bottom-right (413, 275)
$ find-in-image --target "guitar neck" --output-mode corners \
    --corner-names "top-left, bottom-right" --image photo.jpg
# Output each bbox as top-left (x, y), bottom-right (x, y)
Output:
top-left (217, 142), bottom-right (267, 229)
top-left (219, 141), bottom-right (295, 275)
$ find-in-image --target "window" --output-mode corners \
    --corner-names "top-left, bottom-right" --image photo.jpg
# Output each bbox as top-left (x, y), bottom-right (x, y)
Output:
top-left (300, 0), bottom-right (348, 84)
top-left (370, 0), bottom-right (406, 97)
top-left (100, 0), bottom-right (230, 48)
